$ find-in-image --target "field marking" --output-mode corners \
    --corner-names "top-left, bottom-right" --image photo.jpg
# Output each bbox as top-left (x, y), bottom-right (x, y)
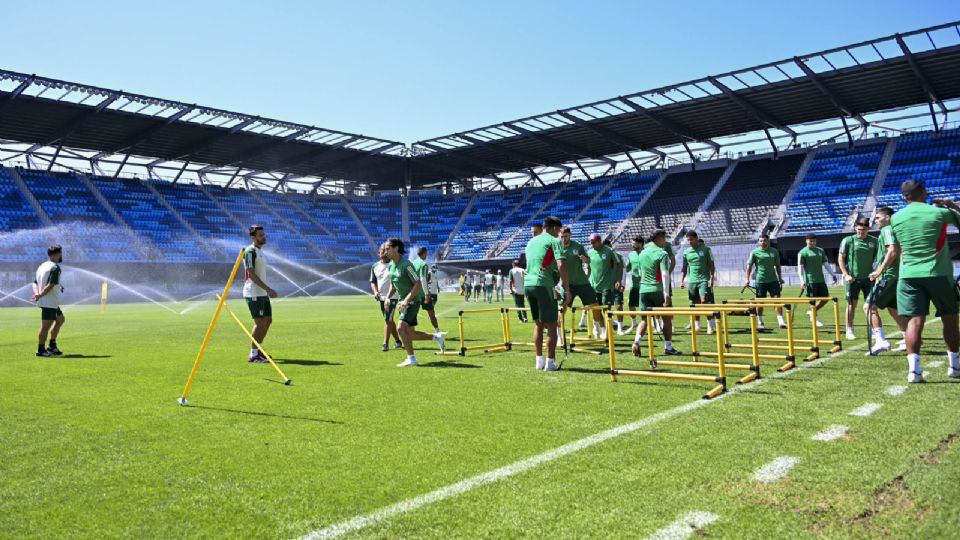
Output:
top-left (928, 360), bottom-right (944, 369)
top-left (753, 456), bottom-right (801, 484)
top-left (299, 319), bottom-right (940, 539)
top-left (646, 511), bottom-right (719, 540)
top-left (849, 403), bottom-right (883, 417)
top-left (886, 385), bottom-right (908, 396)
top-left (811, 425), bottom-right (849, 441)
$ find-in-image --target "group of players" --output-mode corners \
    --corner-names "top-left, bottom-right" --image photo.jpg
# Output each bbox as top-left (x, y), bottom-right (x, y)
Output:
top-left (25, 180), bottom-right (958, 384)
top-left (458, 270), bottom-right (506, 303)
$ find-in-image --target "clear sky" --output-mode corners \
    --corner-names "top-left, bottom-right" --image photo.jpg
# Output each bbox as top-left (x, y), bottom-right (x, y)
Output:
top-left (2, 1), bottom-right (957, 142)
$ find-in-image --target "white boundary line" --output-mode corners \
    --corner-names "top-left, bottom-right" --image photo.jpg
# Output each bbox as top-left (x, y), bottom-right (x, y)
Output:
top-left (886, 385), bottom-right (908, 397)
top-left (811, 424), bottom-right (849, 441)
top-left (646, 511), bottom-right (720, 540)
top-left (298, 320), bottom-right (940, 539)
top-left (753, 456), bottom-right (801, 484)
top-left (849, 403), bottom-right (882, 417)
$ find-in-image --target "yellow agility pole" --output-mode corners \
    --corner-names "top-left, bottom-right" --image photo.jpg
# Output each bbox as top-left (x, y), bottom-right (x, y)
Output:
top-left (215, 295), bottom-right (291, 384)
top-left (568, 305), bottom-right (609, 355)
top-left (99, 281), bottom-right (108, 315)
top-left (178, 249), bottom-right (244, 406)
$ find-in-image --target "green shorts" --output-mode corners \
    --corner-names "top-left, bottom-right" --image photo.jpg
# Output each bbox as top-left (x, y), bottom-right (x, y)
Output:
top-left (526, 285), bottom-right (558, 324)
top-left (40, 307), bottom-right (64, 321)
top-left (422, 294), bottom-right (438, 312)
top-left (688, 281), bottom-right (714, 304)
top-left (897, 276), bottom-right (959, 318)
top-left (757, 281), bottom-right (782, 298)
top-left (628, 286), bottom-right (640, 308)
top-left (866, 279), bottom-right (897, 310)
top-left (245, 296), bottom-right (272, 319)
top-left (845, 278), bottom-right (873, 302)
top-left (804, 282), bottom-right (830, 299)
top-left (398, 301), bottom-right (421, 326)
top-left (380, 298), bottom-right (398, 320)
top-left (566, 283), bottom-right (597, 306)
top-left (595, 288), bottom-right (618, 306)
top-left (639, 290), bottom-right (665, 311)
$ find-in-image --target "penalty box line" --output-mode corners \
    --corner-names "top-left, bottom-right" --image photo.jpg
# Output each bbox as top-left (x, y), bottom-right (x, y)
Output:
top-left (299, 320), bottom-right (940, 539)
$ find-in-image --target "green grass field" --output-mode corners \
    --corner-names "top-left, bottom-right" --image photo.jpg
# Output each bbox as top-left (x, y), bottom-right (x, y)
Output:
top-left (3, 288), bottom-right (960, 539)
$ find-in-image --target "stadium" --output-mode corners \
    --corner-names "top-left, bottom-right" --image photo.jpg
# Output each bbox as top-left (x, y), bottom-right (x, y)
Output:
top-left (3, 9), bottom-right (960, 539)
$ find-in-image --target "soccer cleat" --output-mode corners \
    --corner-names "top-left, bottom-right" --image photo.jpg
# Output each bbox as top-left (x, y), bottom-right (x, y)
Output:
top-left (544, 359), bottom-right (560, 371)
top-left (779, 323), bottom-right (787, 329)
top-left (434, 332), bottom-right (447, 353)
top-left (632, 342), bottom-right (642, 357)
top-left (908, 370), bottom-right (925, 384)
top-left (36, 349), bottom-right (53, 357)
top-left (758, 323), bottom-right (766, 331)
top-left (248, 352), bottom-right (261, 363)
top-left (396, 358), bottom-right (418, 368)
top-left (251, 352), bottom-right (270, 364)
top-left (866, 340), bottom-right (891, 355)
top-left (846, 329), bottom-right (857, 341)
top-left (617, 328), bottom-right (625, 336)
top-left (948, 366), bottom-right (960, 379)
top-left (46, 346), bottom-right (63, 356)
top-left (381, 343), bottom-right (389, 353)
top-left (664, 348), bottom-right (683, 356)
top-left (536, 357), bottom-right (545, 370)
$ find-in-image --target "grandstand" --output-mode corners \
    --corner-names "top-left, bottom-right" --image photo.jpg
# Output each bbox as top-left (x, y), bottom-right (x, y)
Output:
top-left (1, 21), bottom-right (959, 292)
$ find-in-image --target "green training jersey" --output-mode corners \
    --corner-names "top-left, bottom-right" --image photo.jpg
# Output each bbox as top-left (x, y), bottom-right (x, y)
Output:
top-left (664, 243), bottom-right (675, 269)
top-left (411, 258), bottom-right (433, 294)
top-left (524, 233), bottom-right (563, 288)
top-left (839, 235), bottom-right (878, 278)
top-left (627, 250), bottom-right (643, 282)
top-left (890, 202), bottom-right (960, 279)
top-left (748, 247), bottom-right (780, 284)
top-left (558, 240), bottom-right (589, 286)
top-left (388, 258), bottom-right (424, 301)
top-left (797, 246), bottom-right (828, 284)
top-left (638, 243), bottom-right (670, 294)
top-left (683, 245), bottom-right (713, 283)
top-left (588, 245), bottom-right (617, 291)
top-left (875, 226), bottom-right (899, 280)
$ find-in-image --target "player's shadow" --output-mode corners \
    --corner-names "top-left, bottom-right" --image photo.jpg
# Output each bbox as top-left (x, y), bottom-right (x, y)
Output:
top-left (421, 361), bottom-right (483, 369)
top-left (275, 358), bottom-right (342, 366)
top-left (188, 404), bottom-right (343, 425)
top-left (59, 354), bottom-right (112, 359)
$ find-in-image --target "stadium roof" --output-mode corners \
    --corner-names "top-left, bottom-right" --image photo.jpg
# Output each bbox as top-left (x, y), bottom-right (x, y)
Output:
top-left (1, 21), bottom-right (959, 190)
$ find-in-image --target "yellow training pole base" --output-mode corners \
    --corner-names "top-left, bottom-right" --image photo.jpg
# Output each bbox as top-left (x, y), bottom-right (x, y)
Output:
top-left (777, 360), bottom-right (796, 372)
top-left (737, 372), bottom-right (759, 385)
top-left (704, 384), bottom-right (726, 400)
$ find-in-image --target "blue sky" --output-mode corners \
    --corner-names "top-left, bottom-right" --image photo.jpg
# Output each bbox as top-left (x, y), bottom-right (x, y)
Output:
top-left (2, 1), bottom-right (956, 142)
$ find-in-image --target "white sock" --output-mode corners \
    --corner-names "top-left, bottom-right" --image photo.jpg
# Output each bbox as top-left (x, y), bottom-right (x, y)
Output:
top-left (579, 312), bottom-right (588, 325)
top-left (908, 353), bottom-right (921, 374)
top-left (948, 351), bottom-right (960, 369)
top-left (536, 355), bottom-right (544, 363)
top-left (547, 358), bottom-right (556, 364)
top-left (847, 326), bottom-right (854, 333)
top-left (250, 348), bottom-right (259, 356)
top-left (758, 316), bottom-right (765, 326)
top-left (616, 321), bottom-right (623, 331)
top-left (631, 316), bottom-right (637, 325)
top-left (408, 354), bottom-right (417, 362)
top-left (708, 319), bottom-right (716, 329)
top-left (665, 339), bottom-right (672, 350)
top-left (777, 314), bottom-right (785, 325)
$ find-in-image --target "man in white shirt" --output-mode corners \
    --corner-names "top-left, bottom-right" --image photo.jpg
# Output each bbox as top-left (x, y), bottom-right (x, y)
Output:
top-left (243, 225), bottom-right (278, 363)
top-left (31, 244), bottom-right (66, 357)
top-left (509, 259), bottom-right (528, 323)
top-left (370, 243), bottom-right (402, 352)
top-left (496, 269), bottom-right (506, 301)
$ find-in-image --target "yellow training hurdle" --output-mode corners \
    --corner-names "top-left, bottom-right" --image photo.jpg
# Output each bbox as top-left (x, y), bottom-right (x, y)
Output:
top-left (686, 301), bottom-right (798, 371)
top-left (723, 297), bottom-right (843, 359)
top-left (439, 306), bottom-right (569, 356)
top-left (567, 305), bottom-right (610, 355)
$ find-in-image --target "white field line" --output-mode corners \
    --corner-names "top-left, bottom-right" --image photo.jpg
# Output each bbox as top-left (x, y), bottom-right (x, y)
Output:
top-left (646, 511), bottom-right (720, 540)
top-left (849, 403), bottom-right (883, 417)
top-left (811, 425), bottom-right (849, 441)
top-left (753, 456), bottom-right (801, 484)
top-left (298, 319), bottom-right (940, 540)
top-left (886, 385), bottom-right (908, 397)
top-left (928, 360), bottom-right (944, 368)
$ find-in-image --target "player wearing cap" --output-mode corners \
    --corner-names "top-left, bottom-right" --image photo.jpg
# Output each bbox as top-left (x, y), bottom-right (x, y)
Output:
top-left (839, 218), bottom-right (879, 340)
top-left (31, 244), bottom-right (66, 357)
top-left (797, 232), bottom-right (837, 327)
top-left (890, 181), bottom-right (960, 383)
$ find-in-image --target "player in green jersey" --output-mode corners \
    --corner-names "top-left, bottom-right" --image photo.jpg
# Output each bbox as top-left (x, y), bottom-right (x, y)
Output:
top-left (890, 181), bottom-right (960, 383)
top-left (604, 238), bottom-right (629, 335)
top-left (31, 244), bottom-right (66, 357)
top-left (524, 216), bottom-right (571, 371)
top-left (680, 231), bottom-right (716, 334)
top-left (839, 218), bottom-right (880, 339)
top-left (865, 207), bottom-right (907, 354)
top-left (559, 227), bottom-right (601, 336)
top-left (413, 246), bottom-right (443, 335)
top-left (384, 238), bottom-right (446, 367)
top-left (631, 230), bottom-right (682, 356)
top-left (796, 233), bottom-right (837, 327)
top-left (745, 233), bottom-right (785, 330)
top-left (587, 233), bottom-right (618, 339)
top-left (622, 235), bottom-right (645, 333)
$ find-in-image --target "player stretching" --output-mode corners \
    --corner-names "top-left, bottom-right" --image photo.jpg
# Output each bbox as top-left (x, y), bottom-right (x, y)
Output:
top-left (865, 207), bottom-right (907, 354)
top-left (243, 225), bottom-right (278, 363)
top-left (680, 231), bottom-right (716, 334)
top-left (890, 182), bottom-right (960, 383)
top-left (413, 247), bottom-right (443, 334)
top-left (632, 230), bottom-right (682, 356)
top-left (31, 244), bottom-right (65, 357)
top-left (745, 233), bottom-right (785, 330)
top-left (524, 216), bottom-right (570, 371)
top-left (797, 233), bottom-right (837, 327)
top-left (839, 218), bottom-right (879, 340)
top-left (509, 260), bottom-right (528, 323)
top-left (370, 244), bottom-right (402, 352)
top-left (385, 239), bottom-right (446, 367)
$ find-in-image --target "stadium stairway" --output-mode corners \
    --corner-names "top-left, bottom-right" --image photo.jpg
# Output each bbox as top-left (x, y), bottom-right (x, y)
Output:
top-left (438, 191), bottom-right (477, 260)
top-left (844, 137), bottom-right (898, 232)
top-left (767, 150), bottom-right (817, 238)
top-left (674, 160), bottom-right (737, 241)
top-left (340, 196), bottom-right (380, 256)
top-left (140, 179), bottom-right (227, 262)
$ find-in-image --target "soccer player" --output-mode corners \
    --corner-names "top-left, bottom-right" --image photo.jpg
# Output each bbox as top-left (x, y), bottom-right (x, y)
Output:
top-left (632, 230), bottom-right (682, 356)
top-left (797, 233), bottom-right (837, 327)
top-left (623, 235), bottom-right (645, 333)
top-left (531, 223), bottom-right (543, 237)
top-left (865, 207), bottom-right (907, 354)
top-left (31, 244), bottom-right (65, 357)
top-left (745, 233), bottom-right (786, 330)
top-left (413, 247), bottom-right (442, 335)
top-left (484, 269), bottom-right (495, 303)
top-left (889, 181), bottom-right (960, 383)
top-left (464, 272), bottom-right (473, 302)
top-left (370, 244), bottom-right (403, 352)
top-left (559, 227), bottom-right (601, 333)
top-left (458, 274), bottom-right (465, 296)
top-left (524, 216), bottom-right (570, 371)
top-left (473, 272), bottom-right (482, 302)
top-left (384, 238), bottom-right (446, 367)
top-left (839, 218), bottom-right (879, 340)
top-left (587, 233), bottom-right (618, 339)
top-left (509, 260), bottom-right (528, 323)
top-left (680, 231), bottom-right (716, 334)
top-left (604, 239), bottom-right (628, 335)
top-left (243, 225), bottom-right (278, 363)
top-left (496, 269), bottom-right (506, 301)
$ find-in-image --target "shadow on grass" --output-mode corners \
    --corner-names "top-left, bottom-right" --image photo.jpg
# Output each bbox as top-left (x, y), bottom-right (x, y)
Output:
top-left (421, 361), bottom-right (483, 369)
top-left (59, 354), bottom-right (112, 359)
top-left (562, 367), bottom-right (612, 375)
top-left (275, 358), bottom-right (342, 366)
top-left (189, 404), bottom-right (344, 425)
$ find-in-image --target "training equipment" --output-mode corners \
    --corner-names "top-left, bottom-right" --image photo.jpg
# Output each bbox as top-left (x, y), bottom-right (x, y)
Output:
top-left (723, 297), bottom-right (842, 361)
top-left (218, 296), bottom-right (291, 385)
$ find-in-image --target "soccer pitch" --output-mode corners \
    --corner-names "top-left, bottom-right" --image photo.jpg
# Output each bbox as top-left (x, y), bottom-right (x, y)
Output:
top-left (3, 289), bottom-right (960, 539)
